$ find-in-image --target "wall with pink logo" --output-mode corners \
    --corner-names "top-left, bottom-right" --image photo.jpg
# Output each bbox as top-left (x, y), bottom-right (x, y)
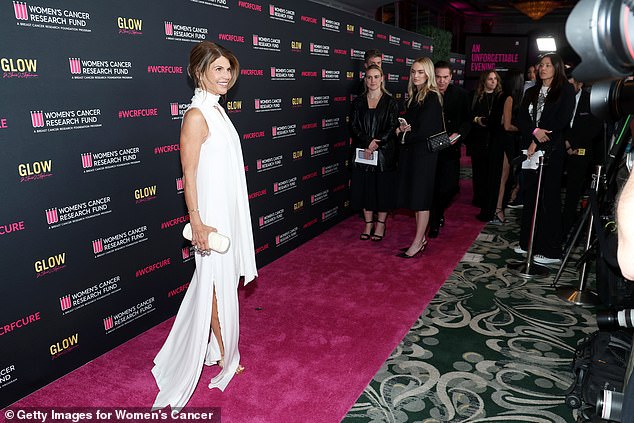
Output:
top-left (0, 0), bottom-right (432, 407)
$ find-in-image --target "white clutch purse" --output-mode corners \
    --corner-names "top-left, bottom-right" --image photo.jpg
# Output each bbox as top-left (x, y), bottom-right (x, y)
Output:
top-left (182, 223), bottom-right (230, 254)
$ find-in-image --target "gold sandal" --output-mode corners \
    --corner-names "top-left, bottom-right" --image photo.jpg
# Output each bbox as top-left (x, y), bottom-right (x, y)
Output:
top-left (218, 358), bottom-right (245, 374)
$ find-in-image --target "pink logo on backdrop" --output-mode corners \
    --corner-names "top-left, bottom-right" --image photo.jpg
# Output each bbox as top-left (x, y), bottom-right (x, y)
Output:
top-left (68, 58), bottom-right (81, 74)
top-left (46, 208), bottom-right (59, 224)
top-left (310, 96), bottom-right (315, 105)
top-left (275, 235), bottom-right (280, 245)
top-left (181, 247), bottom-right (190, 259)
top-left (255, 99), bottom-right (260, 109)
top-left (60, 295), bottom-right (71, 311)
top-left (170, 102), bottom-right (178, 116)
top-left (270, 67), bottom-right (275, 77)
top-left (252, 35), bottom-right (258, 45)
top-left (92, 239), bottom-right (103, 254)
top-left (164, 21), bottom-right (173, 36)
top-left (272, 127), bottom-right (277, 136)
top-left (322, 17), bottom-right (326, 25)
top-left (103, 316), bottom-right (114, 330)
top-left (322, 119), bottom-right (326, 127)
top-left (257, 159), bottom-right (262, 170)
top-left (322, 69), bottom-right (326, 78)
top-left (273, 183), bottom-right (279, 192)
top-left (13, 1), bottom-right (28, 20)
top-left (30, 111), bottom-right (44, 128)
top-left (311, 146), bottom-right (315, 155)
top-left (176, 177), bottom-right (183, 190)
top-left (269, 5), bottom-right (274, 14)
top-left (310, 43), bottom-right (314, 52)
top-left (259, 216), bottom-right (264, 226)
top-left (81, 153), bottom-right (93, 168)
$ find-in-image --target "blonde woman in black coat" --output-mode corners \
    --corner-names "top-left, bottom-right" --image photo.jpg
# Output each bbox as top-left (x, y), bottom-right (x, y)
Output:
top-left (396, 57), bottom-right (444, 258)
top-left (350, 65), bottom-right (399, 241)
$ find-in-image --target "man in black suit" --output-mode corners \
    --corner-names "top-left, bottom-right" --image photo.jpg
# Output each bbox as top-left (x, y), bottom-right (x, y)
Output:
top-left (428, 61), bottom-right (471, 238)
top-left (561, 76), bottom-right (604, 236)
top-left (364, 49), bottom-right (382, 69)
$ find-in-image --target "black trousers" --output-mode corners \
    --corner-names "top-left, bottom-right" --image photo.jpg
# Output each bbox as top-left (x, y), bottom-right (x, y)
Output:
top-left (520, 151), bottom-right (565, 258)
top-left (562, 154), bottom-right (592, 235)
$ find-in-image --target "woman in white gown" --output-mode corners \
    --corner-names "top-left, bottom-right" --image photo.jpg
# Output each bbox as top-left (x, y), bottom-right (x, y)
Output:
top-left (152, 41), bottom-right (258, 411)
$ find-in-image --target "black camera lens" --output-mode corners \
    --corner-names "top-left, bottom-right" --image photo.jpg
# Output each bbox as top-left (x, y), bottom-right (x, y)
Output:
top-left (567, 0), bottom-right (634, 83)
top-left (596, 309), bottom-right (634, 330)
top-left (597, 311), bottom-right (619, 330)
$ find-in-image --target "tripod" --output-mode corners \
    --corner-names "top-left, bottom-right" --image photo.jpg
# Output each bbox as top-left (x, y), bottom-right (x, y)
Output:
top-left (553, 116), bottom-right (632, 305)
top-left (555, 165), bottom-right (602, 305)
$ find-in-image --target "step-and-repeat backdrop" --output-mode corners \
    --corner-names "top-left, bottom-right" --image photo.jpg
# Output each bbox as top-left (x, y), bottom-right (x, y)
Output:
top-left (450, 52), bottom-right (466, 87)
top-left (0, 0), bottom-right (432, 407)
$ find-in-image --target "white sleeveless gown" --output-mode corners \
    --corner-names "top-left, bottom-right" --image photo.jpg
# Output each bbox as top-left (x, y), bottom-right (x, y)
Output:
top-left (151, 88), bottom-right (258, 411)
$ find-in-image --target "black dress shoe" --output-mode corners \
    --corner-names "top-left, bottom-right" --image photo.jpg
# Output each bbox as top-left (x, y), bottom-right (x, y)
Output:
top-left (428, 226), bottom-right (440, 239)
top-left (396, 239), bottom-right (428, 258)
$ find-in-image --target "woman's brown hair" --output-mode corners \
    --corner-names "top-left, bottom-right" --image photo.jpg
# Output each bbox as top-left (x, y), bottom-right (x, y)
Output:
top-left (187, 41), bottom-right (240, 90)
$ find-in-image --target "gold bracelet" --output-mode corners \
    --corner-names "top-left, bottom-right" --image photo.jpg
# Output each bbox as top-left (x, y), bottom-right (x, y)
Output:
top-left (188, 209), bottom-right (199, 214)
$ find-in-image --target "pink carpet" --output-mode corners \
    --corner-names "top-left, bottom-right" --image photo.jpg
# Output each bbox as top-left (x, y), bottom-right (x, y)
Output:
top-left (9, 177), bottom-right (484, 422)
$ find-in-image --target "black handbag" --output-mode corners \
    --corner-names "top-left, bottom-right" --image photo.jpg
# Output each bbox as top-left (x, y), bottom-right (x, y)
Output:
top-left (427, 110), bottom-right (452, 152)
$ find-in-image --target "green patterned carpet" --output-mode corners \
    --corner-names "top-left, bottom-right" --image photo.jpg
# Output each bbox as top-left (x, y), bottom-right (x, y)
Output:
top-left (343, 197), bottom-right (598, 422)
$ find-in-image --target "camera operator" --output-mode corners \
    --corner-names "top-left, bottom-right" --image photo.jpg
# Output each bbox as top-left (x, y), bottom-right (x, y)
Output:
top-left (618, 171), bottom-right (634, 280)
top-left (561, 76), bottom-right (604, 237)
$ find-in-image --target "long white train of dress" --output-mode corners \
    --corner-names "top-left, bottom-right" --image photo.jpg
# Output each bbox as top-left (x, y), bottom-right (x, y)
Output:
top-left (151, 89), bottom-right (258, 411)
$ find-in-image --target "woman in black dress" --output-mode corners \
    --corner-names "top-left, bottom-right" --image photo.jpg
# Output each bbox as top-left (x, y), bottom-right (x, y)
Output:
top-left (470, 70), bottom-right (502, 213)
top-left (516, 53), bottom-right (576, 264)
top-left (350, 65), bottom-right (399, 241)
top-left (396, 56), bottom-right (444, 258)
top-left (480, 69), bottom-right (524, 223)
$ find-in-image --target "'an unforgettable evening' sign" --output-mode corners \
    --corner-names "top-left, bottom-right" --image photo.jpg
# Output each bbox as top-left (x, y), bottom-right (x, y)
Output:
top-left (465, 35), bottom-right (527, 78)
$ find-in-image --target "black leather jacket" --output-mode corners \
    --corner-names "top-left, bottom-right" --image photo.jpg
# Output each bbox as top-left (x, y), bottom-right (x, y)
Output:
top-left (350, 93), bottom-right (399, 171)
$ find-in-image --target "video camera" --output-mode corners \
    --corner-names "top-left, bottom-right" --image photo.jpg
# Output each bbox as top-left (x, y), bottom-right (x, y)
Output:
top-left (592, 309), bottom-right (634, 422)
top-left (565, 5), bottom-right (634, 421)
top-left (567, 0), bottom-right (634, 121)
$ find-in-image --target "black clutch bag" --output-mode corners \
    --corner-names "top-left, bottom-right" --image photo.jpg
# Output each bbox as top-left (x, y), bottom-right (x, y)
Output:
top-left (427, 109), bottom-right (452, 152)
top-left (427, 131), bottom-right (452, 152)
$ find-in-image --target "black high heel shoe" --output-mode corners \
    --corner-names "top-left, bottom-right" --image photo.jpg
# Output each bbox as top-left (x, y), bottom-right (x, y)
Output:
top-left (490, 208), bottom-right (506, 225)
top-left (396, 238), bottom-right (428, 258)
top-left (371, 220), bottom-right (386, 242)
top-left (360, 220), bottom-right (374, 240)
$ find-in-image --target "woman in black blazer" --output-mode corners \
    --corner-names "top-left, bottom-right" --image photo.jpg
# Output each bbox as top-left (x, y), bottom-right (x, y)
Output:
top-left (396, 56), bottom-right (444, 258)
top-left (516, 53), bottom-right (576, 264)
top-left (350, 65), bottom-right (399, 241)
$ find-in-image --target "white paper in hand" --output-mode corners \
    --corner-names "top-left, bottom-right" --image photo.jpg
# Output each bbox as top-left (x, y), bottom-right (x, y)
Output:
top-left (182, 223), bottom-right (230, 254)
top-left (521, 149), bottom-right (544, 170)
top-left (354, 148), bottom-right (378, 165)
